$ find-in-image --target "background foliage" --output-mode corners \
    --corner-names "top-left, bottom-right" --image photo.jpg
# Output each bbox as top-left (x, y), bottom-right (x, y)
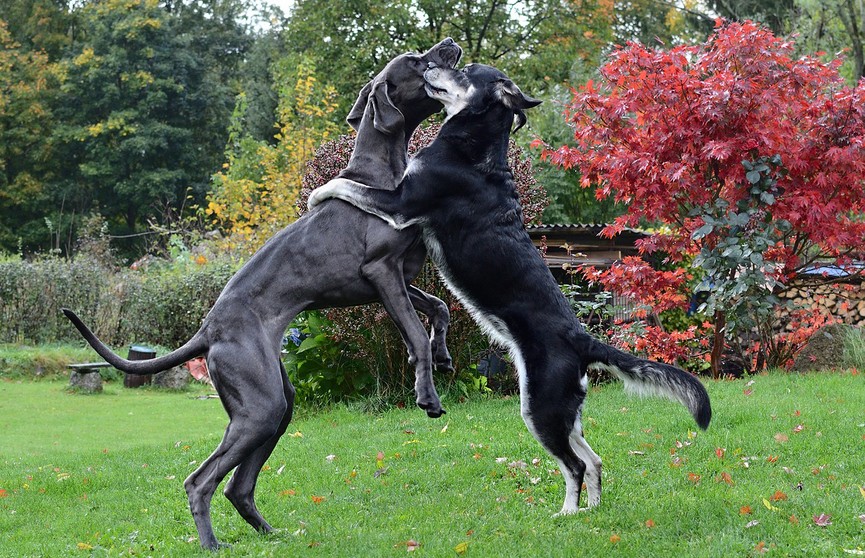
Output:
top-left (2, 0), bottom-right (864, 257)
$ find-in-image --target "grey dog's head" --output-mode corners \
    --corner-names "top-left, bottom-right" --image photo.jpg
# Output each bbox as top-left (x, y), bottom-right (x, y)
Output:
top-left (346, 38), bottom-right (462, 135)
top-left (423, 63), bottom-right (541, 132)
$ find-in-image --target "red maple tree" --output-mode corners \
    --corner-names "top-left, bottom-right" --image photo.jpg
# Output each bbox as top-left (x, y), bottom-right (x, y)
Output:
top-left (543, 20), bottom-right (865, 374)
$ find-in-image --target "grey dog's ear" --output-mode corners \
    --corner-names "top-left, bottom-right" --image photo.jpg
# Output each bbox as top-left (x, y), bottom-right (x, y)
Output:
top-left (495, 79), bottom-right (542, 110)
top-left (369, 80), bottom-right (405, 135)
top-left (347, 81), bottom-right (373, 131)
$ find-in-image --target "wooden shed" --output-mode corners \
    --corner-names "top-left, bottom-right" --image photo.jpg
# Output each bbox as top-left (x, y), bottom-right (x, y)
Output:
top-left (526, 223), bottom-right (647, 283)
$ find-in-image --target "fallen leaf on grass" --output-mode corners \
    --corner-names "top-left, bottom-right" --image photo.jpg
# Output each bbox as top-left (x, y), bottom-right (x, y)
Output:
top-left (716, 472), bottom-right (734, 485)
top-left (610, 534), bottom-right (621, 544)
top-left (454, 541), bottom-right (469, 554)
top-left (645, 519), bottom-right (656, 528)
top-left (77, 543), bottom-right (93, 551)
top-left (310, 495), bottom-right (325, 504)
top-left (792, 424), bottom-right (804, 433)
top-left (774, 433), bottom-right (789, 443)
top-left (745, 520), bottom-right (760, 528)
top-left (789, 515), bottom-right (799, 524)
top-left (740, 505), bottom-right (752, 515)
top-left (766, 455), bottom-right (779, 463)
top-left (687, 472), bottom-right (701, 484)
top-left (396, 539), bottom-right (420, 552)
top-left (755, 541), bottom-right (768, 554)
top-left (0, 489), bottom-right (7, 498)
top-left (858, 486), bottom-right (865, 500)
top-left (762, 498), bottom-right (780, 512)
top-left (374, 467), bottom-right (389, 478)
top-left (715, 447), bottom-right (726, 459)
top-left (813, 513), bottom-right (832, 527)
top-left (770, 490), bottom-right (788, 502)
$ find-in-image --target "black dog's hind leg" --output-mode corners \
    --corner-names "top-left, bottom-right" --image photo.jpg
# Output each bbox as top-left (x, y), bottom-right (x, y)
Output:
top-left (223, 361), bottom-right (296, 534)
top-left (184, 345), bottom-right (290, 550)
top-left (522, 376), bottom-right (602, 515)
top-left (407, 286), bottom-right (453, 371)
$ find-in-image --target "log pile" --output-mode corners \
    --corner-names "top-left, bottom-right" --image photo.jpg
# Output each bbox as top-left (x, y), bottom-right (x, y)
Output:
top-left (778, 284), bottom-right (865, 330)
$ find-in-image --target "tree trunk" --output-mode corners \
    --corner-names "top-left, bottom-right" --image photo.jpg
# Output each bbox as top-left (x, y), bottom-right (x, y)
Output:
top-left (711, 310), bottom-right (726, 379)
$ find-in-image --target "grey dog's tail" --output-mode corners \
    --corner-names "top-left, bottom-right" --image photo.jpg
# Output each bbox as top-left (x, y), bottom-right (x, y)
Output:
top-left (585, 337), bottom-right (712, 430)
top-left (62, 308), bottom-right (206, 375)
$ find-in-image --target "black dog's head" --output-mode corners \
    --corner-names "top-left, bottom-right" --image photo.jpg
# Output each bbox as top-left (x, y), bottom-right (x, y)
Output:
top-left (347, 38), bottom-right (462, 135)
top-left (423, 63), bottom-right (541, 132)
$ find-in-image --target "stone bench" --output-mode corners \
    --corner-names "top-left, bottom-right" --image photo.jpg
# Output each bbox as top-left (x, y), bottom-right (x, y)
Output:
top-left (67, 361), bottom-right (111, 392)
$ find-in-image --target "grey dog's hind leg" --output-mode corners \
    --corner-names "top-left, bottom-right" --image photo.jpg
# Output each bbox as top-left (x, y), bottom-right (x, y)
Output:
top-left (363, 259), bottom-right (444, 417)
top-left (407, 286), bottom-right (453, 371)
top-left (184, 346), bottom-right (290, 550)
top-left (223, 362), bottom-right (296, 534)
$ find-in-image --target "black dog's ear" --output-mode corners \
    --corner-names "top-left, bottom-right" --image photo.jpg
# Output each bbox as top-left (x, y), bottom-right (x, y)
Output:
top-left (369, 80), bottom-right (405, 135)
top-left (495, 79), bottom-right (542, 110)
top-left (495, 78), bottom-right (541, 133)
top-left (347, 81), bottom-right (373, 131)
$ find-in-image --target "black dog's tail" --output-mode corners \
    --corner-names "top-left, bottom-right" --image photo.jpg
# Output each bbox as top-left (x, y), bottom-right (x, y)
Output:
top-left (62, 308), bottom-right (207, 375)
top-left (585, 337), bottom-right (712, 430)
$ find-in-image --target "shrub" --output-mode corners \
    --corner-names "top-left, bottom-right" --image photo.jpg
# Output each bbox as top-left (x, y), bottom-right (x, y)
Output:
top-left (0, 254), bottom-right (123, 344)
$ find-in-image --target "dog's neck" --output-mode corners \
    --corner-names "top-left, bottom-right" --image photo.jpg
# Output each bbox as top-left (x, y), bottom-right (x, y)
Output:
top-left (338, 118), bottom-right (419, 190)
top-left (440, 106), bottom-right (513, 169)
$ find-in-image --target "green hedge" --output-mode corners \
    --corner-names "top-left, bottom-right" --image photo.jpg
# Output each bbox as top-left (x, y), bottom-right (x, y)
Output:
top-left (0, 254), bottom-right (235, 348)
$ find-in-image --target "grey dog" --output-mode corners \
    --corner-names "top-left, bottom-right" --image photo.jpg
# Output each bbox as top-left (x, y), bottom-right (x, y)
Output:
top-left (62, 38), bottom-right (462, 550)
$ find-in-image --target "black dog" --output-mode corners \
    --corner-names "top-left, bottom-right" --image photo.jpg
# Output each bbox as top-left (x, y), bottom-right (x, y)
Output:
top-left (309, 63), bottom-right (712, 514)
top-left (63, 39), bottom-right (461, 550)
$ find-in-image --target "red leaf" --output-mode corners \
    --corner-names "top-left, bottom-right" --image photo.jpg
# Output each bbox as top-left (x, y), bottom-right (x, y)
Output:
top-left (740, 505), bottom-right (752, 515)
top-left (770, 490), bottom-right (787, 502)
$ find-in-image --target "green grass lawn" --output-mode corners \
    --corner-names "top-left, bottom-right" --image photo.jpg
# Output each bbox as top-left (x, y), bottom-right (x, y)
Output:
top-left (0, 372), bottom-right (863, 557)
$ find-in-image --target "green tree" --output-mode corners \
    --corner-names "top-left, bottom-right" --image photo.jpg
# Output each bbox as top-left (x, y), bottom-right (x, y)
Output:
top-left (794, 0), bottom-right (864, 82)
top-left (50, 0), bottom-right (234, 255)
top-left (0, 20), bottom-right (59, 252)
top-left (0, 0), bottom-right (72, 59)
top-left (706, 0), bottom-right (796, 35)
top-left (282, 0), bottom-right (418, 119)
